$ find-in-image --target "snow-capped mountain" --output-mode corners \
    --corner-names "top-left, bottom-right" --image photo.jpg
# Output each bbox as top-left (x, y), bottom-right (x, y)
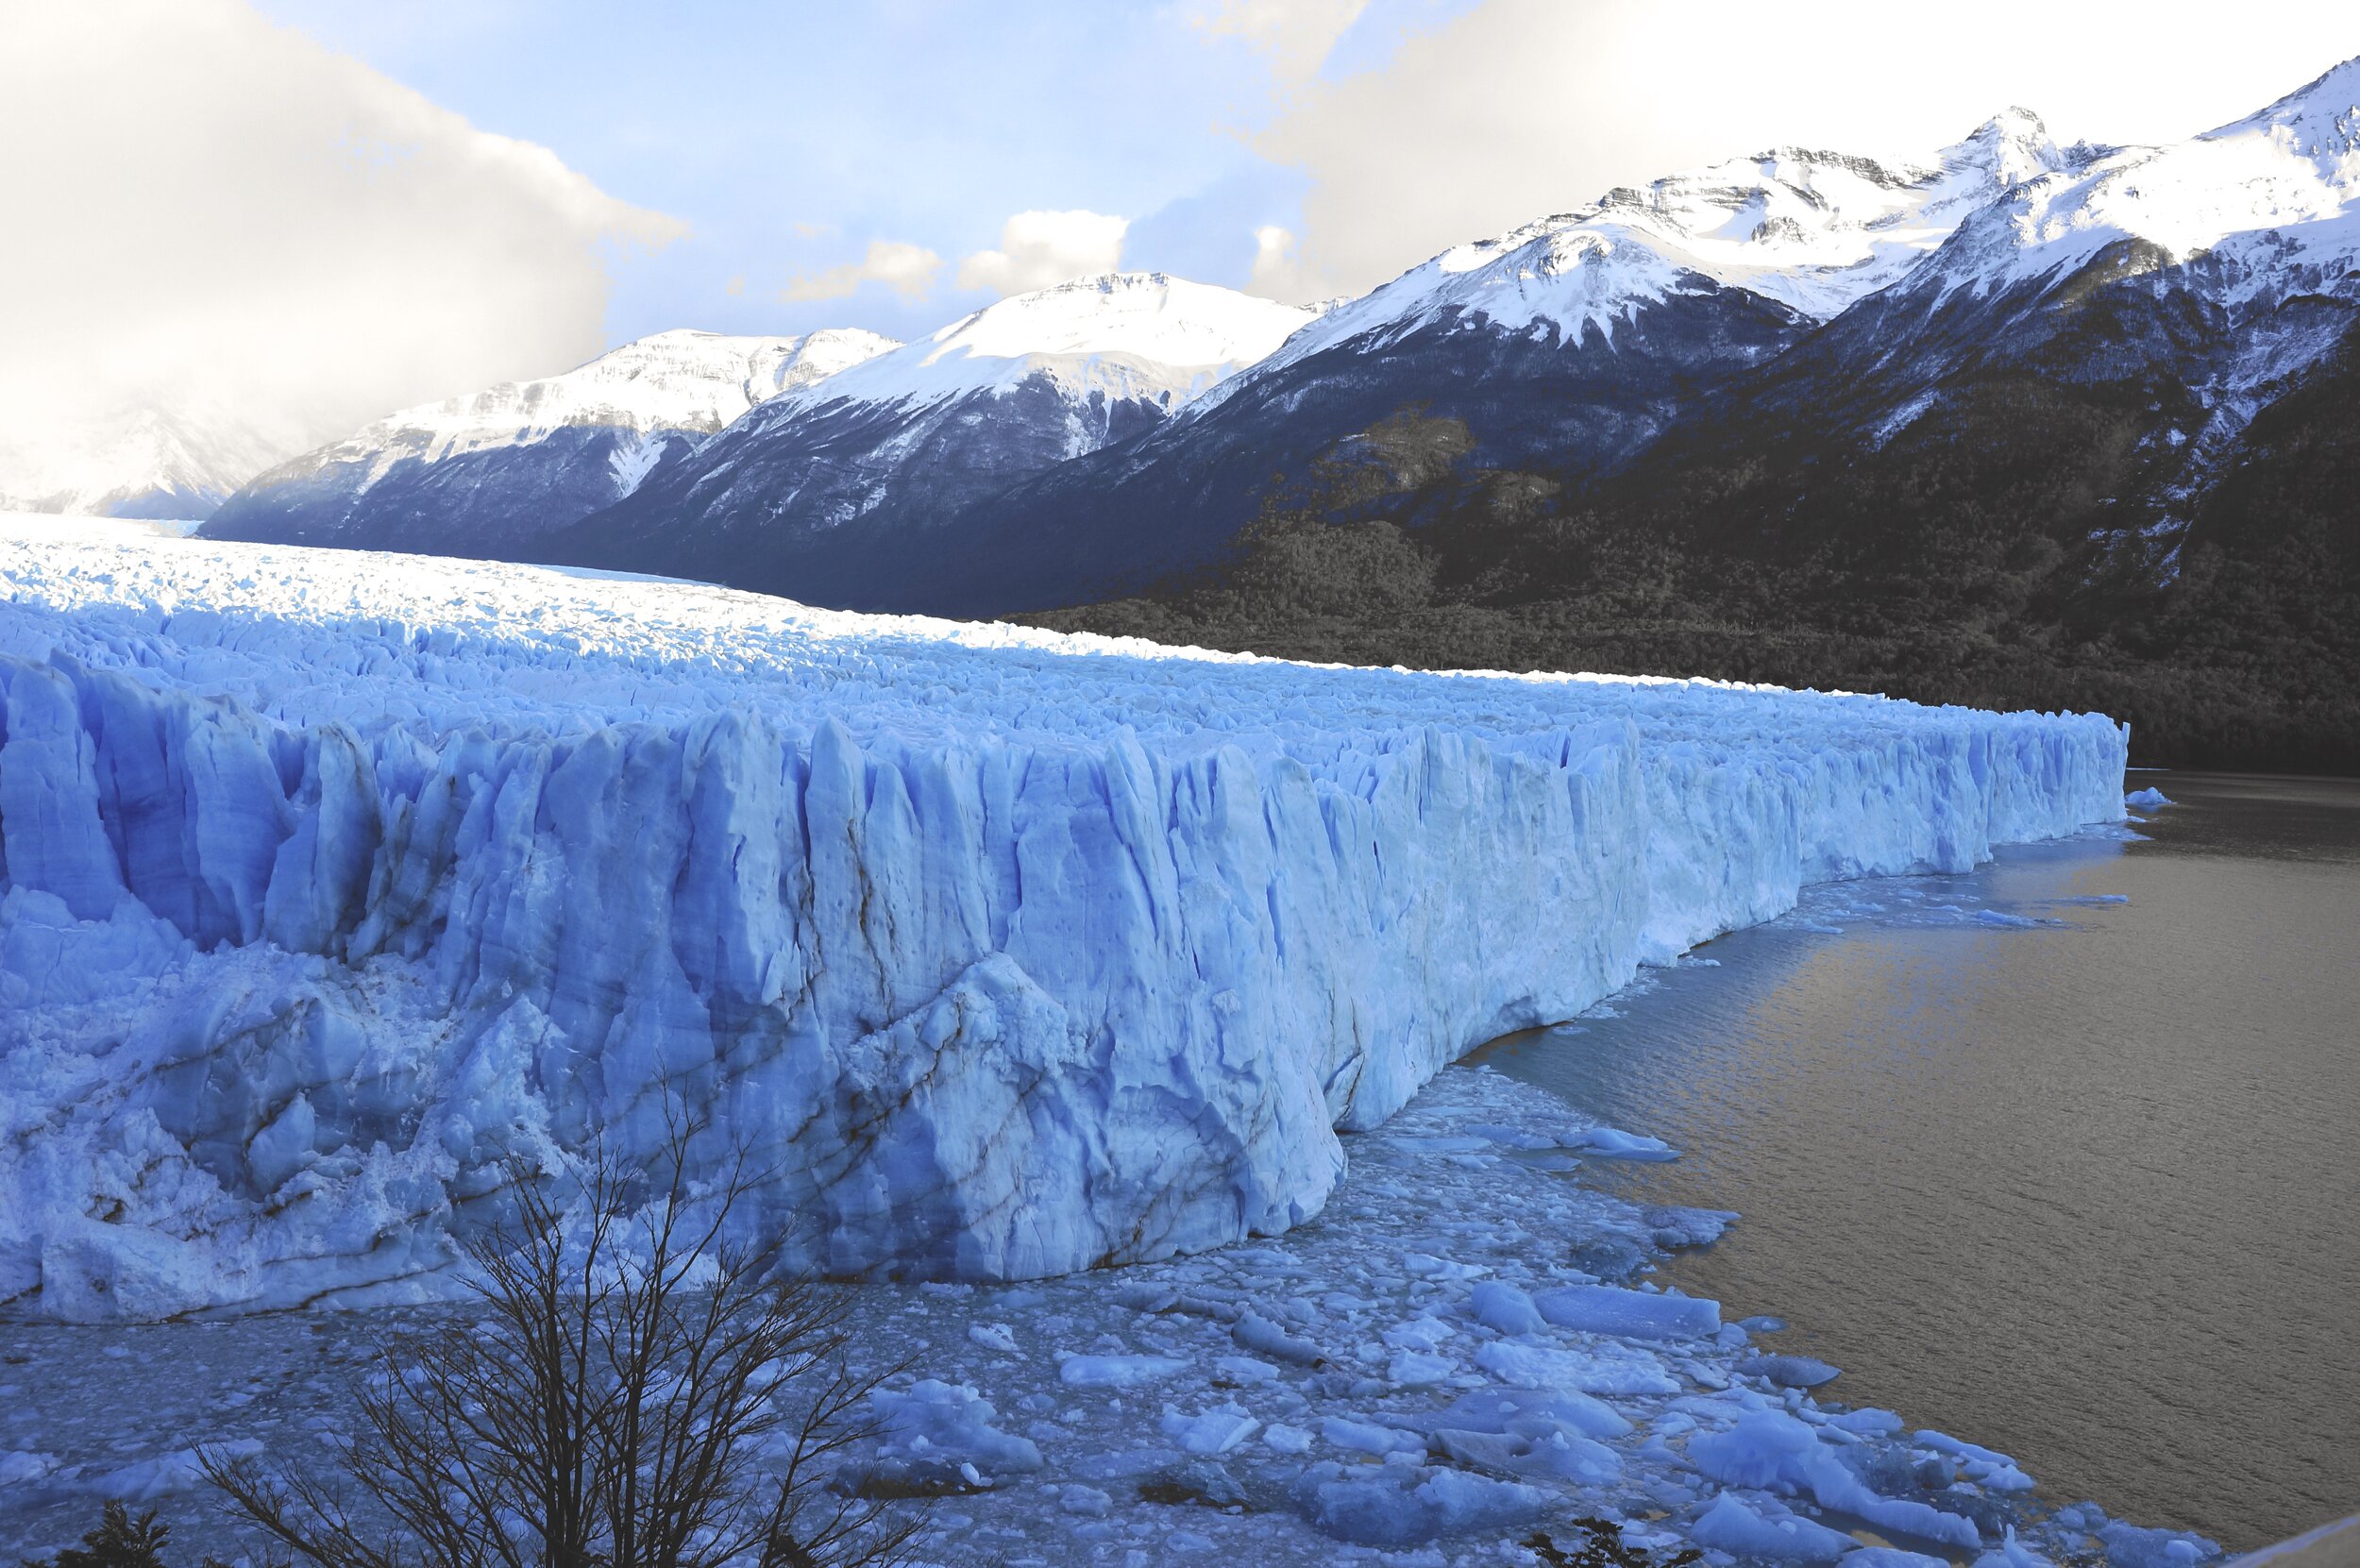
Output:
top-left (882, 71), bottom-right (2360, 621)
top-left (531, 125), bottom-right (2077, 617)
top-left (202, 328), bottom-right (897, 556)
top-left (811, 116), bottom-right (2086, 617)
top-left (1671, 57), bottom-right (2360, 561)
top-left (1919, 60), bottom-right (2359, 301)
top-left (1205, 110), bottom-right (2084, 408)
top-left (170, 55), bottom-right (2360, 645)
top-left (540, 273), bottom-right (1316, 597)
top-left (786, 268), bottom-right (1315, 415)
top-left (0, 402), bottom-right (295, 519)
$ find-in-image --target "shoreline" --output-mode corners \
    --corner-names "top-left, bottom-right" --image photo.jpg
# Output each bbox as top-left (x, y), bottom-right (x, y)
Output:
top-left (0, 1063), bottom-right (2215, 1567)
top-left (1468, 789), bottom-right (2360, 1554)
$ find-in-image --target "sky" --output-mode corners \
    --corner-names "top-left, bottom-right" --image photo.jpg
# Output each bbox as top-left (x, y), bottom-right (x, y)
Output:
top-left (4, 0), bottom-right (2355, 460)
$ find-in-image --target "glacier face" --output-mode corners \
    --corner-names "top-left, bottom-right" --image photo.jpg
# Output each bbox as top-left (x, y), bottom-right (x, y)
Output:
top-left (0, 522), bottom-right (2127, 1320)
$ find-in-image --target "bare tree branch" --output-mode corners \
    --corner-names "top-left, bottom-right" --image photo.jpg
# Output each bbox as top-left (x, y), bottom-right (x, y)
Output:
top-left (201, 1124), bottom-right (923, 1568)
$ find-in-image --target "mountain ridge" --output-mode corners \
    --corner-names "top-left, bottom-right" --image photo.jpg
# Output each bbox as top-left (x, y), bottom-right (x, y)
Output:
top-left (531, 273), bottom-right (1319, 593)
top-left (1029, 59), bottom-right (2360, 771)
top-left (184, 55), bottom-right (2360, 766)
top-left (0, 401), bottom-right (297, 520)
top-left (202, 326), bottom-right (898, 557)
top-left (799, 109), bottom-right (2123, 617)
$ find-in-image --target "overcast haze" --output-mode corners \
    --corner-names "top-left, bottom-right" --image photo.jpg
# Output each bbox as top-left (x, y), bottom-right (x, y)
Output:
top-left (5, 0), bottom-right (2354, 463)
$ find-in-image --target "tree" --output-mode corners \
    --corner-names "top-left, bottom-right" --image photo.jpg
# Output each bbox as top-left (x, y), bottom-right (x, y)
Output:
top-left (25, 1502), bottom-right (217, 1568)
top-left (200, 1136), bottom-right (921, 1568)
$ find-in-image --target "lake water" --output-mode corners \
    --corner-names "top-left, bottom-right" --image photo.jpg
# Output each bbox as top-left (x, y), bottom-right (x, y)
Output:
top-left (1474, 771), bottom-right (2360, 1552)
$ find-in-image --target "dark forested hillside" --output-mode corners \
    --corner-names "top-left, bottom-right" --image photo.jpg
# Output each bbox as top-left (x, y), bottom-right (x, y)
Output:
top-left (907, 288), bottom-right (1808, 617)
top-left (182, 62), bottom-right (2358, 779)
top-left (1026, 318), bottom-right (2360, 774)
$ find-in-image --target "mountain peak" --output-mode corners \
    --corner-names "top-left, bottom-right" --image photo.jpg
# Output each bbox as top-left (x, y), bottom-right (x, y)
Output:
top-left (1934, 108), bottom-right (2069, 191)
top-left (0, 398), bottom-right (295, 518)
top-left (781, 272), bottom-right (1318, 413)
top-left (1897, 57), bottom-right (2360, 304)
top-left (1967, 106), bottom-right (2049, 142)
top-left (244, 326), bottom-right (898, 494)
top-left (623, 327), bottom-right (743, 346)
top-left (1035, 269), bottom-right (1181, 295)
top-left (2208, 53), bottom-right (2360, 160)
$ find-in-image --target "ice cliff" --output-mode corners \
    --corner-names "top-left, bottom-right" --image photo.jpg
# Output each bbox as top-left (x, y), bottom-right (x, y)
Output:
top-left (0, 521), bottom-right (2128, 1320)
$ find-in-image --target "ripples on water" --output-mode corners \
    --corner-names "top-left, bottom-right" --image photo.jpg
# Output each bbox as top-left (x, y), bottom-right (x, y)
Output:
top-left (1475, 772), bottom-right (2360, 1551)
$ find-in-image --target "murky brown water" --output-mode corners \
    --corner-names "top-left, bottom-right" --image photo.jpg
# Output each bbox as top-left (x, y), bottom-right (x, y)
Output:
top-left (1475, 772), bottom-right (2360, 1551)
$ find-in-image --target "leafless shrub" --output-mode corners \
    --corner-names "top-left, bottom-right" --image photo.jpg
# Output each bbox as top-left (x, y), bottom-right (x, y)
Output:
top-left (201, 1134), bottom-right (922, 1568)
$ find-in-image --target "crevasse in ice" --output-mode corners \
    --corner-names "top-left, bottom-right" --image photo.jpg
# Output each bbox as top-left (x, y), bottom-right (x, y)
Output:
top-left (0, 523), bottom-right (2128, 1319)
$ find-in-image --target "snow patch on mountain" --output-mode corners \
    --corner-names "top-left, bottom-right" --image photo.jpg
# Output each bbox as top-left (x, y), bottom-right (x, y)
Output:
top-left (1199, 112), bottom-right (2078, 412)
top-left (1590, 110), bottom-right (2081, 318)
top-left (777, 273), bottom-right (1317, 418)
top-left (1917, 56), bottom-right (2360, 300)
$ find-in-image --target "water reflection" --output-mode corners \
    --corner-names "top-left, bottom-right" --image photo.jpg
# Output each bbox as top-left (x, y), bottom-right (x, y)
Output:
top-left (1473, 773), bottom-right (2360, 1550)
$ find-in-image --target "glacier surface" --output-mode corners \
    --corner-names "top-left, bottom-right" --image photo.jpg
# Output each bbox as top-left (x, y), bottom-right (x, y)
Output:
top-left (0, 519), bottom-right (2126, 1319)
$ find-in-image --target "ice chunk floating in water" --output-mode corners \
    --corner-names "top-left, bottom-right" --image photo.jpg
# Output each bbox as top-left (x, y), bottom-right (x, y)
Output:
top-left (0, 522), bottom-right (2128, 1317)
top-left (1565, 1124), bottom-right (1681, 1160)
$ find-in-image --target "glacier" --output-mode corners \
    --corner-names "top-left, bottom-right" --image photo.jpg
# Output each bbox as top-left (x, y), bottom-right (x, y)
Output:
top-left (0, 518), bottom-right (2127, 1320)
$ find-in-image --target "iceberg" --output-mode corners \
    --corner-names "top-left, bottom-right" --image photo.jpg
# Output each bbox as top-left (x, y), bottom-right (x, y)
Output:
top-left (1690, 1408), bottom-right (1986, 1550)
top-left (0, 521), bottom-right (2128, 1318)
top-left (1688, 1492), bottom-right (1861, 1562)
top-left (1533, 1284), bottom-right (1721, 1340)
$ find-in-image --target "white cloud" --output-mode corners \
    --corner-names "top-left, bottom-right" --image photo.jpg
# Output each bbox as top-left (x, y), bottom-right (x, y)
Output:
top-left (0, 0), bottom-right (681, 468)
top-left (1245, 225), bottom-right (1321, 301)
top-left (781, 239), bottom-right (947, 303)
top-left (956, 211), bottom-right (1130, 297)
top-left (1247, 0), bottom-right (2360, 301)
top-left (1193, 0), bottom-right (1372, 83)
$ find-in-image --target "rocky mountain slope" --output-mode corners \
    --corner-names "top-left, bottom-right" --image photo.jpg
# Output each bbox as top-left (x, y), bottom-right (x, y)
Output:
top-left (1669, 57), bottom-right (2360, 553)
top-left (1037, 60), bottom-right (2360, 770)
top-left (536, 273), bottom-right (1317, 599)
top-left (869, 113), bottom-right (2094, 615)
top-left (202, 328), bottom-right (896, 557)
